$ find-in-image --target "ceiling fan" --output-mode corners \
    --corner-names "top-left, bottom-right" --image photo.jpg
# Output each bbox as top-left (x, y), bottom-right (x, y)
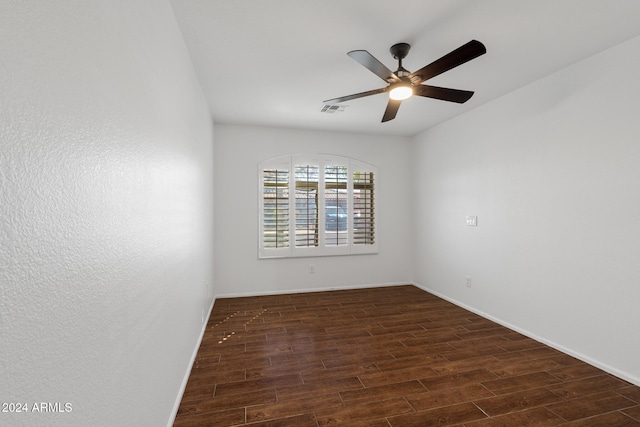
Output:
top-left (324, 40), bottom-right (486, 122)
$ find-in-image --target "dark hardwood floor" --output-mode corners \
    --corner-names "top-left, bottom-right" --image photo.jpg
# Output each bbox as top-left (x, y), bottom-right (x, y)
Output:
top-left (174, 285), bottom-right (640, 426)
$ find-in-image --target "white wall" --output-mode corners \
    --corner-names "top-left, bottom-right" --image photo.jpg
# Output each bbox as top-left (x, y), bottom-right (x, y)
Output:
top-left (0, 2), bottom-right (214, 426)
top-left (214, 124), bottom-right (412, 296)
top-left (411, 35), bottom-right (640, 385)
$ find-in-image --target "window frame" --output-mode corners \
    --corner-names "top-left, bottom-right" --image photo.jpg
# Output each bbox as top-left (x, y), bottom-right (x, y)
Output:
top-left (259, 154), bottom-right (377, 259)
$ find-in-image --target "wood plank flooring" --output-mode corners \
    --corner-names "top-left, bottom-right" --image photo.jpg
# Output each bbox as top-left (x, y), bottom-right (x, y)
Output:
top-left (173, 285), bottom-right (640, 426)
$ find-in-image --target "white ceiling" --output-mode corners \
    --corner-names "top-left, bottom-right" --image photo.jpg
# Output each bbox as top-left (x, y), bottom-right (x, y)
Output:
top-left (170, 0), bottom-right (640, 137)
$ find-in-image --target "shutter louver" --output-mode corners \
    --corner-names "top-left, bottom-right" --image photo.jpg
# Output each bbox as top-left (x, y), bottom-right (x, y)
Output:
top-left (324, 165), bottom-right (348, 246)
top-left (353, 171), bottom-right (375, 245)
top-left (262, 169), bottom-right (289, 249)
top-left (295, 165), bottom-right (319, 248)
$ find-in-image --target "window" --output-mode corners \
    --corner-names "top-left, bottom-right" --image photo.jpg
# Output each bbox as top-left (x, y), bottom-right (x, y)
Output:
top-left (259, 154), bottom-right (376, 258)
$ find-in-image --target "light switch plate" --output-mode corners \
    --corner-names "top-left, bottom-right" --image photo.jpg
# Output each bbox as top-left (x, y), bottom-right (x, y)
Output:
top-left (466, 215), bottom-right (478, 226)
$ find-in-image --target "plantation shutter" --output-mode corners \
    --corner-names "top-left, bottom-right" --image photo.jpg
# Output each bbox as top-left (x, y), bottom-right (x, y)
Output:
top-left (324, 164), bottom-right (348, 247)
top-left (261, 167), bottom-right (290, 255)
top-left (294, 164), bottom-right (319, 248)
top-left (353, 171), bottom-right (375, 245)
top-left (259, 155), bottom-right (376, 258)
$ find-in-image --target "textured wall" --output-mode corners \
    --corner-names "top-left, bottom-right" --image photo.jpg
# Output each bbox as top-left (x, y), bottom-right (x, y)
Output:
top-left (0, 1), bottom-right (214, 426)
top-left (411, 35), bottom-right (640, 385)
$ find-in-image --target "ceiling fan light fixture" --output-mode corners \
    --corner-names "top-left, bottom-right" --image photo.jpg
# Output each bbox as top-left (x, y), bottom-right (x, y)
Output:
top-left (389, 85), bottom-right (413, 101)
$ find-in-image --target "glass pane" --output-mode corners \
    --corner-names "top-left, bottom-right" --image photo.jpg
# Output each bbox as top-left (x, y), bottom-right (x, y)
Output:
top-left (295, 165), bottom-right (319, 247)
top-left (263, 169), bottom-right (289, 248)
top-left (353, 171), bottom-right (375, 245)
top-left (324, 165), bottom-right (348, 246)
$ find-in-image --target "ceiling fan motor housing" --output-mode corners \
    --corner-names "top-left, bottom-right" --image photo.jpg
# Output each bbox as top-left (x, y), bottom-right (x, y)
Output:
top-left (390, 42), bottom-right (411, 60)
top-left (390, 43), bottom-right (411, 77)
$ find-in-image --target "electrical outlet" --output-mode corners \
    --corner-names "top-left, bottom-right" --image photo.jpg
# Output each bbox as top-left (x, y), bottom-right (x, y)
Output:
top-left (466, 215), bottom-right (478, 226)
top-left (466, 276), bottom-right (472, 288)
top-left (309, 265), bottom-right (315, 274)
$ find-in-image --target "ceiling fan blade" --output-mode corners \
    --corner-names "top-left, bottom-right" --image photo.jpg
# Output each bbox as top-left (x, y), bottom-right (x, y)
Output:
top-left (348, 50), bottom-right (400, 84)
top-left (381, 99), bottom-right (401, 122)
top-left (409, 40), bottom-right (486, 84)
top-left (414, 85), bottom-right (475, 103)
top-left (323, 87), bottom-right (388, 104)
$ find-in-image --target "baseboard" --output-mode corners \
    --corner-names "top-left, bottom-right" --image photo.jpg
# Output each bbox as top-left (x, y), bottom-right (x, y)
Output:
top-left (214, 281), bottom-right (410, 299)
top-left (411, 281), bottom-right (640, 387)
top-left (166, 296), bottom-right (216, 427)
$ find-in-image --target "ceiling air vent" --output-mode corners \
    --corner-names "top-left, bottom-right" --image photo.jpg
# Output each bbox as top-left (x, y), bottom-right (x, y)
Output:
top-left (319, 104), bottom-right (348, 114)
